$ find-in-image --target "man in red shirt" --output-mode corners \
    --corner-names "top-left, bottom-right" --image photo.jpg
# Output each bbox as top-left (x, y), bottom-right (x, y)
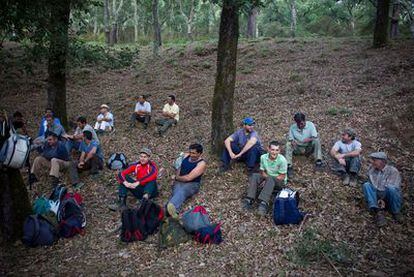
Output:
top-left (108, 147), bottom-right (158, 211)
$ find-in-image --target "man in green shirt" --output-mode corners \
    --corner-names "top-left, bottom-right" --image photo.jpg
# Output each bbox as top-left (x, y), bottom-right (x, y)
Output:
top-left (242, 141), bottom-right (287, 216)
top-left (285, 112), bottom-right (323, 178)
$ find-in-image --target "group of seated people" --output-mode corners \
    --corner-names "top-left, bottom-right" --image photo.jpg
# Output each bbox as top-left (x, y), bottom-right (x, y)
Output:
top-left (218, 113), bottom-right (403, 226)
top-left (9, 102), bottom-right (402, 227)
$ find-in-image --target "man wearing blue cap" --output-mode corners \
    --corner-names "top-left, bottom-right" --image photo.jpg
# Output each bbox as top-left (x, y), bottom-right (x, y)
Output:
top-left (362, 152), bottom-right (403, 227)
top-left (220, 117), bottom-right (264, 174)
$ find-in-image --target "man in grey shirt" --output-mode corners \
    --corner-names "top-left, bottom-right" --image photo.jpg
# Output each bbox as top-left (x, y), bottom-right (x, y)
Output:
top-left (330, 128), bottom-right (362, 186)
top-left (362, 152), bottom-right (402, 227)
top-left (64, 116), bottom-right (99, 153)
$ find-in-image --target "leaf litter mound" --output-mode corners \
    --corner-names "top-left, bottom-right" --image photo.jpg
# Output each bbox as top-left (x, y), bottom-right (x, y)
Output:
top-left (1, 37), bottom-right (414, 276)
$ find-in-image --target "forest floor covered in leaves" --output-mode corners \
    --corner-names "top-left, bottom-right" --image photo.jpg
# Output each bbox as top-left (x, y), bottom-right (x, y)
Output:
top-left (1, 37), bottom-right (414, 276)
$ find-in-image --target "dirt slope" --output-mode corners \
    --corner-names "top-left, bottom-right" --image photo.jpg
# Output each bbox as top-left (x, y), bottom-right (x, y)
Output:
top-left (1, 37), bottom-right (414, 276)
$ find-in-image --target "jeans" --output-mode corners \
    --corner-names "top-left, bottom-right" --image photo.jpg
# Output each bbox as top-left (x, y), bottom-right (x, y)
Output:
top-left (362, 182), bottom-right (402, 214)
top-left (155, 118), bottom-right (177, 134)
top-left (131, 113), bottom-right (151, 126)
top-left (168, 181), bottom-right (200, 211)
top-left (285, 138), bottom-right (322, 166)
top-left (333, 156), bottom-right (361, 174)
top-left (221, 141), bottom-right (263, 170)
top-left (118, 175), bottom-right (158, 200)
top-left (247, 173), bottom-right (284, 204)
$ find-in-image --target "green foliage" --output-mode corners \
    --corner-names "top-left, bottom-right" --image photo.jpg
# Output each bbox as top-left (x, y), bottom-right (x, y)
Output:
top-left (68, 39), bottom-right (139, 69)
top-left (287, 228), bottom-right (353, 267)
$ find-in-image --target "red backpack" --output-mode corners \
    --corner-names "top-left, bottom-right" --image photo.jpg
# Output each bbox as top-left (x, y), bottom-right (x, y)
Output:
top-left (57, 192), bottom-right (86, 238)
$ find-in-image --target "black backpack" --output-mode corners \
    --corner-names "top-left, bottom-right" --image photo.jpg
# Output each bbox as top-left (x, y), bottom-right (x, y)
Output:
top-left (107, 153), bottom-right (128, 170)
top-left (22, 214), bottom-right (58, 247)
top-left (120, 199), bottom-right (164, 243)
top-left (57, 193), bottom-right (86, 238)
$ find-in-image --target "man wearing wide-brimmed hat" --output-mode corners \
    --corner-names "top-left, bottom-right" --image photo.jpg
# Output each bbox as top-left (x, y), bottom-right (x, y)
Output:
top-left (362, 151), bottom-right (403, 227)
top-left (330, 128), bottom-right (362, 186)
top-left (94, 104), bottom-right (114, 134)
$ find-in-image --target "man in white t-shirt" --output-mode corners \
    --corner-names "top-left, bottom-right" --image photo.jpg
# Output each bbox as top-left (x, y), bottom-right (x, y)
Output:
top-left (330, 128), bottom-right (362, 186)
top-left (130, 95), bottom-right (151, 129)
top-left (94, 104), bottom-right (114, 134)
top-left (155, 95), bottom-right (179, 136)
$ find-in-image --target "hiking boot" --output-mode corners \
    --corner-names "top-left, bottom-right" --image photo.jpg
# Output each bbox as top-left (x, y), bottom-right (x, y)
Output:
top-left (108, 196), bottom-right (127, 211)
top-left (28, 173), bottom-right (38, 186)
top-left (375, 212), bottom-right (386, 227)
top-left (144, 123), bottom-right (148, 130)
top-left (314, 160), bottom-right (323, 171)
top-left (342, 174), bottom-right (350, 186)
top-left (167, 202), bottom-right (178, 219)
top-left (287, 166), bottom-right (294, 179)
top-left (72, 182), bottom-right (85, 191)
top-left (257, 201), bottom-right (269, 216)
top-left (392, 213), bottom-right (404, 224)
top-left (49, 175), bottom-right (60, 187)
top-left (242, 198), bottom-right (253, 211)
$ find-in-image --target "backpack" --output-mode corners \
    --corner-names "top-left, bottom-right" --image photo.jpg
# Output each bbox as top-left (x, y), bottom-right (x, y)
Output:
top-left (0, 124), bottom-right (30, 169)
top-left (273, 188), bottom-right (304, 225)
top-left (49, 184), bottom-right (68, 202)
top-left (107, 153), bottom-right (127, 170)
top-left (158, 218), bottom-right (191, 249)
top-left (120, 208), bottom-right (146, 242)
top-left (137, 198), bottom-right (164, 236)
top-left (182, 205), bottom-right (211, 233)
top-left (57, 192), bottom-right (86, 238)
top-left (22, 214), bottom-right (58, 247)
top-left (194, 223), bottom-right (223, 245)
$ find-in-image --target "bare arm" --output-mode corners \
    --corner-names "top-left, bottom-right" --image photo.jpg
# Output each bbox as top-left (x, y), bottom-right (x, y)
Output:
top-left (224, 136), bottom-right (236, 159)
top-left (235, 137), bottom-right (257, 158)
top-left (175, 161), bottom-right (207, 182)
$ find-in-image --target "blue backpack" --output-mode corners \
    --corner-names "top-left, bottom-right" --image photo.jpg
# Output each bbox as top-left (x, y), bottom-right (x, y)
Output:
top-left (273, 188), bottom-right (304, 225)
top-left (107, 153), bottom-right (128, 170)
top-left (182, 206), bottom-right (211, 233)
top-left (194, 223), bottom-right (223, 244)
top-left (22, 214), bottom-right (58, 247)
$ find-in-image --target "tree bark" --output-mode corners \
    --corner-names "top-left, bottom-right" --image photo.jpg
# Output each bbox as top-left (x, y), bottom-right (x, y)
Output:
top-left (390, 0), bottom-right (400, 38)
top-left (179, 0), bottom-right (196, 41)
top-left (104, 0), bottom-right (111, 44)
top-left (152, 0), bottom-right (162, 57)
top-left (0, 168), bottom-right (32, 243)
top-left (47, 0), bottom-right (71, 128)
top-left (133, 0), bottom-right (138, 42)
top-left (211, 0), bottom-right (239, 156)
top-left (373, 0), bottom-right (391, 47)
top-left (93, 6), bottom-right (99, 36)
top-left (247, 7), bottom-right (257, 38)
top-left (290, 0), bottom-right (297, 38)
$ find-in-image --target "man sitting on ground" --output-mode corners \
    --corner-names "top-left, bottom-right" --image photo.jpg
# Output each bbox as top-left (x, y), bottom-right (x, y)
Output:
top-left (109, 148), bottom-right (158, 211)
top-left (130, 95), bottom-right (151, 129)
top-left (33, 114), bottom-right (66, 149)
top-left (242, 140), bottom-right (287, 216)
top-left (77, 130), bottom-right (104, 176)
top-left (330, 128), bottom-right (362, 186)
top-left (166, 143), bottom-right (207, 218)
top-left (64, 116), bottom-right (99, 153)
top-left (38, 108), bottom-right (61, 138)
top-left (220, 117), bottom-right (264, 174)
top-left (29, 132), bottom-right (82, 189)
top-left (363, 152), bottom-right (403, 227)
top-left (155, 95), bottom-right (179, 136)
top-left (285, 112), bottom-right (323, 178)
top-left (94, 104), bottom-right (114, 134)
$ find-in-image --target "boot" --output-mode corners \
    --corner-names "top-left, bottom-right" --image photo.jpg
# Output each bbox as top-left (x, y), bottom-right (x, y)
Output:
top-left (108, 196), bottom-right (127, 211)
top-left (49, 175), bottom-right (60, 187)
top-left (28, 173), bottom-right (38, 187)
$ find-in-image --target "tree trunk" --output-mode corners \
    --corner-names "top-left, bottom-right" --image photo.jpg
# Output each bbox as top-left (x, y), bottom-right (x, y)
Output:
top-left (47, 0), bottom-right (71, 128)
top-left (133, 0), bottom-right (138, 42)
top-left (373, 0), bottom-right (391, 48)
top-left (246, 7), bottom-right (257, 38)
top-left (211, 0), bottom-right (239, 156)
top-left (104, 0), bottom-right (111, 44)
top-left (0, 168), bottom-right (32, 243)
top-left (152, 0), bottom-right (162, 57)
top-left (93, 6), bottom-right (99, 36)
top-left (390, 0), bottom-right (400, 38)
top-left (290, 0), bottom-right (297, 38)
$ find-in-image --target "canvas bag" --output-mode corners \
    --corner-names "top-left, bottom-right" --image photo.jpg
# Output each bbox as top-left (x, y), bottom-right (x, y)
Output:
top-left (182, 205), bottom-right (211, 233)
top-left (0, 123), bottom-right (30, 169)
